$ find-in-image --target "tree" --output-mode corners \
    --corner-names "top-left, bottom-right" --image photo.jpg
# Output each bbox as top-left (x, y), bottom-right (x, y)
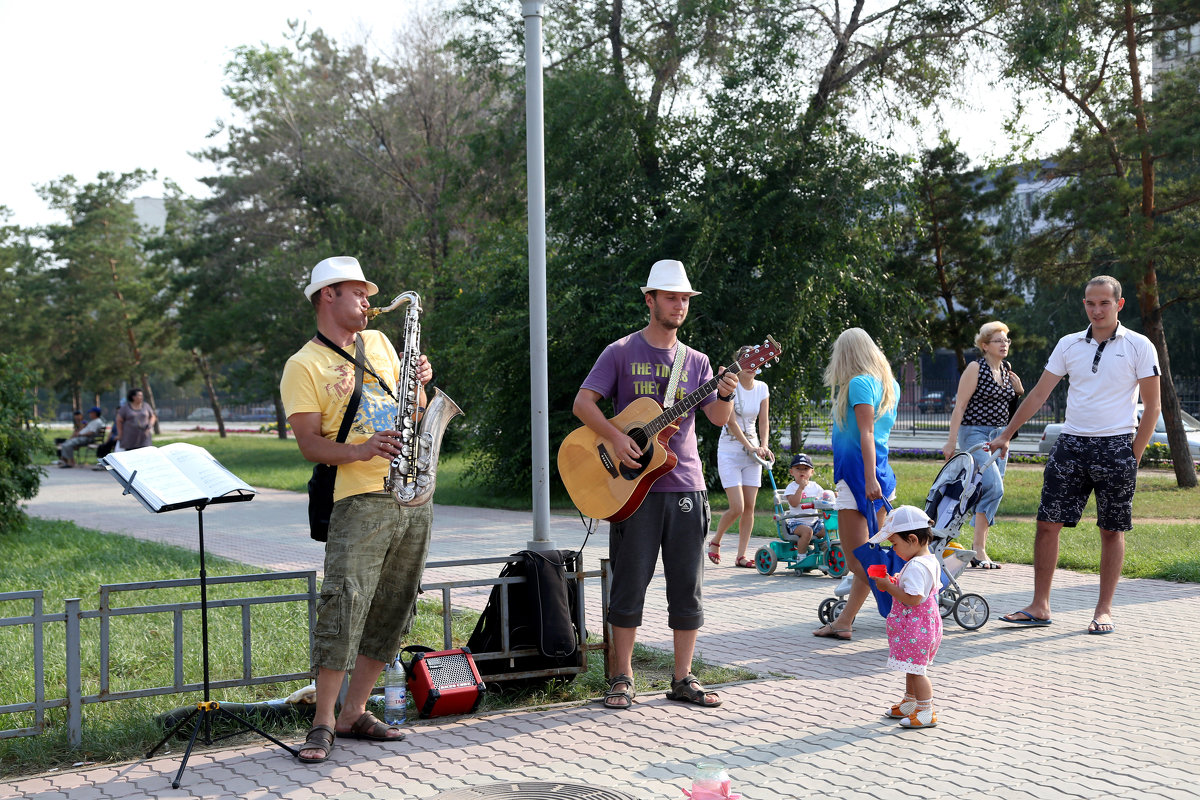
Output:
top-left (999, 0), bottom-right (1200, 487)
top-left (891, 138), bottom-right (1020, 373)
top-left (443, 0), bottom-right (1005, 490)
top-left (37, 171), bottom-right (179, 424)
top-left (156, 17), bottom-right (508, 438)
top-left (0, 353), bottom-right (46, 532)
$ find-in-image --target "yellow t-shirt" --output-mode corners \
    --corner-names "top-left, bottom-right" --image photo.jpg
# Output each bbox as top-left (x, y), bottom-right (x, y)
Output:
top-left (280, 330), bottom-right (402, 502)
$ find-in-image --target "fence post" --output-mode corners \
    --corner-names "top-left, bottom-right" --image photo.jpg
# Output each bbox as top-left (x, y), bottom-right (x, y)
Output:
top-left (65, 598), bottom-right (82, 748)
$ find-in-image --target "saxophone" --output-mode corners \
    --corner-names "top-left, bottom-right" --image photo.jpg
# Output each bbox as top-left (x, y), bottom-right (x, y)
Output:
top-left (369, 291), bottom-right (463, 506)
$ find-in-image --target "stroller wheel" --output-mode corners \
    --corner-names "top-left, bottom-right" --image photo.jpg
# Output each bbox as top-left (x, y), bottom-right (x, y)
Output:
top-left (953, 593), bottom-right (990, 630)
top-left (826, 543), bottom-right (848, 578)
top-left (817, 597), bottom-right (838, 625)
top-left (755, 547), bottom-right (778, 575)
top-left (830, 599), bottom-right (847, 623)
top-left (939, 587), bottom-right (959, 618)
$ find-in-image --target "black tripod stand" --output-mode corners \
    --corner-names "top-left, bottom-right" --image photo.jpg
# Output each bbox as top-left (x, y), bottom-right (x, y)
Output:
top-left (144, 501), bottom-right (298, 787)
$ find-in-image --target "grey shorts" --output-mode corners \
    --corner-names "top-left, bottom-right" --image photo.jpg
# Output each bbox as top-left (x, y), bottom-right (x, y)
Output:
top-left (313, 493), bottom-right (433, 672)
top-left (607, 491), bottom-right (709, 630)
top-left (1037, 433), bottom-right (1137, 532)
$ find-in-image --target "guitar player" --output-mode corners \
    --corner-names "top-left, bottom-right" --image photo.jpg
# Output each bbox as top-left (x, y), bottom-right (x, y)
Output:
top-left (571, 259), bottom-right (738, 711)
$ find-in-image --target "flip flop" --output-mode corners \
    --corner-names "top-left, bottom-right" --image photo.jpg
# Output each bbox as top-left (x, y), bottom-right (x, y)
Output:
top-left (999, 610), bottom-right (1052, 627)
top-left (812, 625), bottom-right (852, 640)
top-left (297, 724), bottom-right (335, 763)
top-left (336, 711), bottom-right (404, 741)
top-left (1088, 618), bottom-right (1115, 635)
top-left (969, 559), bottom-right (1002, 570)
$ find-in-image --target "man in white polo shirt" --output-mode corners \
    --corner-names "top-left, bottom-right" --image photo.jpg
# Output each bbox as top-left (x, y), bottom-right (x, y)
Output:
top-left (989, 275), bottom-right (1160, 635)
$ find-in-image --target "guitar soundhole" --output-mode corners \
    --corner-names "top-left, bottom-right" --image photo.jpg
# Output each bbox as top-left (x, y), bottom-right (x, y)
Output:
top-left (620, 427), bottom-right (654, 480)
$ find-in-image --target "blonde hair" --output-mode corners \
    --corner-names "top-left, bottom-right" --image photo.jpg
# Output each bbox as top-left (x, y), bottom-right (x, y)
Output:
top-left (975, 321), bottom-right (1010, 349)
top-left (823, 328), bottom-right (897, 426)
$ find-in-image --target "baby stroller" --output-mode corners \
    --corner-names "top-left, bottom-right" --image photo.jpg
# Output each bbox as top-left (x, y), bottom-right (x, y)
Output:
top-left (920, 443), bottom-right (995, 629)
top-left (817, 444), bottom-right (995, 630)
top-left (750, 454), bottom-right (846, 578)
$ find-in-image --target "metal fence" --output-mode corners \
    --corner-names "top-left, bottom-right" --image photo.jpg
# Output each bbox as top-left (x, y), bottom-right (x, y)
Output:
top-left (897, 374), bottom-right (1200, 433)
top-left (0, 555), bottom-right (607, 748)
top-left (0, 571), bottom-right (318, 747)
top-left (419, 554), bottom-right (608, 685)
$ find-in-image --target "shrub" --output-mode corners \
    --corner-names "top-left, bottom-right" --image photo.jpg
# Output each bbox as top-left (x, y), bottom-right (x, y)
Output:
top-left (0, 354), bottom-right (47, 531)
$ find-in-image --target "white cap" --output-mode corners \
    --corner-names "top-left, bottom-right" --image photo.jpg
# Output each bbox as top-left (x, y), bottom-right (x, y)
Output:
top-left (868, 505), bottom-right (934, 544)
top-left (640, 259), bottom-right (700, 296)
top-left (304, 256), bottom-right (380, 300)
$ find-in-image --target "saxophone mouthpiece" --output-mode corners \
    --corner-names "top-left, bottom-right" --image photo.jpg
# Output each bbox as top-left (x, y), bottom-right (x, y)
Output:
top-left (367, 292), bottom-right (418, 321)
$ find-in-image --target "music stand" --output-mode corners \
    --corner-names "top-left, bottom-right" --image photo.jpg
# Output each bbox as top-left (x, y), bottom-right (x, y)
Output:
top-left (101, 457), bottom-right (298, 788)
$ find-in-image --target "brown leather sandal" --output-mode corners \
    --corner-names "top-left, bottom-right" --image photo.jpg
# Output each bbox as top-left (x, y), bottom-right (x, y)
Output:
top-left (297, 724), bottom-right (335, 763)
top-left (337, 711), bottom-right (404, 741)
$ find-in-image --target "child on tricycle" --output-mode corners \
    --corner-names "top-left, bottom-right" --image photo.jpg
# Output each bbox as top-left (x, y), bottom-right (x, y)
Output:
top-left (752, 452), bottom-right (847, 578)
top-left (782, 453), bottom-right (827, 554)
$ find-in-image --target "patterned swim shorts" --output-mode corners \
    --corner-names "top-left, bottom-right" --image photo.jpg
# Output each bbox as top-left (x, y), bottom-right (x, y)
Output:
top-left (1037, 433), bottom-right (1137, 532)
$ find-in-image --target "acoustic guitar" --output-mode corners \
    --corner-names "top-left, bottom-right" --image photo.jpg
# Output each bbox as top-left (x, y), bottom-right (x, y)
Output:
top-left (558, 336), bottom-right (783, 522)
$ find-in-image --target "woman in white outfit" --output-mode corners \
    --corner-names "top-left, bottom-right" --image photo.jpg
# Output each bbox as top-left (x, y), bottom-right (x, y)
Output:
top-left (708, 367), bottom-right (772, 567)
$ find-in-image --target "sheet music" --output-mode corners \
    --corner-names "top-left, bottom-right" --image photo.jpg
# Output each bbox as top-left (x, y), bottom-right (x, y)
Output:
top-left (102, 443), bottom-right (256, 511)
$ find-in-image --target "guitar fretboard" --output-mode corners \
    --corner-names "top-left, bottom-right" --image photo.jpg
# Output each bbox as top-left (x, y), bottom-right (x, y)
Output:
top-left (644, 365), bottom-right (741, 436)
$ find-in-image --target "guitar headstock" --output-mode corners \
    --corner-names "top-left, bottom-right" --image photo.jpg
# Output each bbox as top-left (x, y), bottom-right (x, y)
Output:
top-left (733, 335), bottom-right (782, 373)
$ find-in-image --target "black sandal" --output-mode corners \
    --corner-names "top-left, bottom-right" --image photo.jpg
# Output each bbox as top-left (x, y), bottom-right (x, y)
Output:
top-left (665, 673), bottom-right (722, 708)
top-left (603, 673), bottom-right (635, 710)
top-left (297, 724), bottom-right (335, 763)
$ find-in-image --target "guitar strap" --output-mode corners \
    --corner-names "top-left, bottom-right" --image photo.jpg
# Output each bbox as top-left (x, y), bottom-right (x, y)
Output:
top-left (662, 342), bottom-right (687, 409)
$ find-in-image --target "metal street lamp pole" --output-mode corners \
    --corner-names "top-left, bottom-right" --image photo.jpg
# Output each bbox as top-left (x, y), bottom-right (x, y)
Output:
top-left (524, 0), bottom-right (554, 550)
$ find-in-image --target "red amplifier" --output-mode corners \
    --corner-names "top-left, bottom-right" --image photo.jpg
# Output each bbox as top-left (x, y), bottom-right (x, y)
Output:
top-left (402, 647), bottom-right (486, 718)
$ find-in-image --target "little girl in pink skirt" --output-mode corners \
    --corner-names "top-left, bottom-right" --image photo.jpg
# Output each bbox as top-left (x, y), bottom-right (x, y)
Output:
top-left (868, 505), bottom-right (943, 728)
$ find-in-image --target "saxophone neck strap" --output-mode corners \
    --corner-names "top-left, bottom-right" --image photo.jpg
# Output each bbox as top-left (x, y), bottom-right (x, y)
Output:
top-left (311, 332), bottom-right (364, 444)
top-left (315, 330), bottom-right (396, 401)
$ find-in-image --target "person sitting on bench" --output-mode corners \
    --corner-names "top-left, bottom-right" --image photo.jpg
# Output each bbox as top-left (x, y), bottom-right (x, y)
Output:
top-left (59, 407), bottom-right (105, 468)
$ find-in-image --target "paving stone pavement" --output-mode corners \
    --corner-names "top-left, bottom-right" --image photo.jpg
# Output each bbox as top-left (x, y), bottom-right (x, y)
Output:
top-left (4, 467), bottom-right (1199, 799)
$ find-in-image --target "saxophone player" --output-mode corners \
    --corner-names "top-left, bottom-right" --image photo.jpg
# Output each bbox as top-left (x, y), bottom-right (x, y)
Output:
top-left (281, 256), bottom-right (434, 764)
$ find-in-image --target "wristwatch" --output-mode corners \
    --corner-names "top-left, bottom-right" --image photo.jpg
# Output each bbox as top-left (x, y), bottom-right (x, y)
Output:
top-left (717, 391), bottom-right (734, 402)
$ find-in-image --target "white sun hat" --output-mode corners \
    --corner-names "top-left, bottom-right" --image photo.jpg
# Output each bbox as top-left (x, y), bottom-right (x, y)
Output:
top-left (304, 256), bottom-right (380, 300)
top-left (640, 259), bottom-right (700, 296)
top-left (868, 505), bottom-right (934, 544)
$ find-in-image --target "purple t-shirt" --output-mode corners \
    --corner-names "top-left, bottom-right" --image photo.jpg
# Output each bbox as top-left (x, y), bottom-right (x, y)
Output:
top-left (580, 331), bottom-right (716, 492)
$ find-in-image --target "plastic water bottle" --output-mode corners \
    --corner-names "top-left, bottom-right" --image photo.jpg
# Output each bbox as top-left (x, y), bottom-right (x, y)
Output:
top-left (383, 656), bottom-right (407, 726)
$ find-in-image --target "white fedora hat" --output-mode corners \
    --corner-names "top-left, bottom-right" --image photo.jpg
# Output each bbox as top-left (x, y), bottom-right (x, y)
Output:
top-left (640, 259), bottom-right (700, 296)
top-left (304, 256), bottom-right (380, 300)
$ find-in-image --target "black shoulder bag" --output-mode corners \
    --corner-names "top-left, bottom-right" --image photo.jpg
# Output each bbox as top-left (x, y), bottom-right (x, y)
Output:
top-left (306, 333), bottom-right (365, 542)
top-left (1004, 360), bottom-right (1022, 440)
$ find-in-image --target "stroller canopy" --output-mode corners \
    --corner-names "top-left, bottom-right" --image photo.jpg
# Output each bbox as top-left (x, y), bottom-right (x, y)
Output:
top-left (925, 451), bottom-right (984, 534)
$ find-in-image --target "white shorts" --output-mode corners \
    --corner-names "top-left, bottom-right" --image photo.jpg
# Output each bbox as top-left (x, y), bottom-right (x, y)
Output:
top-left (834, 480), bottom-right (896, 512)
top-left (717, 446), bottom-right (761, 489)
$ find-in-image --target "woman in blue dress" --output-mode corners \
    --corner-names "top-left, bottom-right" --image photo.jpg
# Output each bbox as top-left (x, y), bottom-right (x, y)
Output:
top-left (813, 328), bottom-right (900, 640)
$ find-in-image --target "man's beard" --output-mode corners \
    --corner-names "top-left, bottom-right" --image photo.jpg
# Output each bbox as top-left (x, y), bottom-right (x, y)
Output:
top-left (652, 306), bottom-right (683, 330)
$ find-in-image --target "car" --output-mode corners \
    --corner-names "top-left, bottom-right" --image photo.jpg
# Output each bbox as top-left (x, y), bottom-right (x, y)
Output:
top-left (188, 408), bottom-right (216, 420)
top-left (918, 391), bottom-right (952, 414)
top-left (1038, 405), bottom-right (1200, 458)
top-left (241, 407), bottom-right (276, 422)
